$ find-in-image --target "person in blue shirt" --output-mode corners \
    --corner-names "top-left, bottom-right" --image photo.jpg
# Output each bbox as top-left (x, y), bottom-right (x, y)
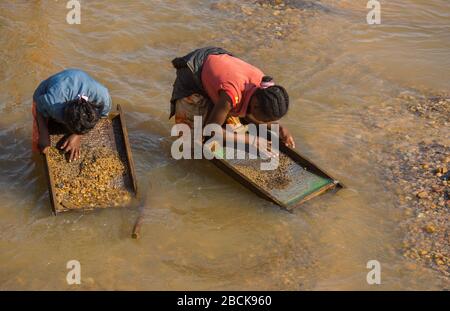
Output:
top-left (32, 69), bottom-right (112, 161)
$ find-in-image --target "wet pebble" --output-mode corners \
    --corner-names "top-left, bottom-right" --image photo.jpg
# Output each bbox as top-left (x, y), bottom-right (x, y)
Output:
top-left (417, 191), bottom-right (429, 199)
top-left (424, 224), bottom-right (436, 234)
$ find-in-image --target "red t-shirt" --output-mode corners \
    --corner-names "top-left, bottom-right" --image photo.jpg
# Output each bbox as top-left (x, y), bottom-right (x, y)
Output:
top-left (201, 54), bottom-right (264, 117)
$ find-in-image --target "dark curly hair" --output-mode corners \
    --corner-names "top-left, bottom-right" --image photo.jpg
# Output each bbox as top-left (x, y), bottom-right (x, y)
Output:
top-left (253, 76), bottom-right (289, 120)
top-left (63, 97), bottom-right (101, 134)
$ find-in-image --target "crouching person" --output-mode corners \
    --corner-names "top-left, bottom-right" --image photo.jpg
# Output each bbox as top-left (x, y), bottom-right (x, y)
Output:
top-left (32, 69), bottom-right (112, 161)
top-left (169, 47), bottom-right (294, 158)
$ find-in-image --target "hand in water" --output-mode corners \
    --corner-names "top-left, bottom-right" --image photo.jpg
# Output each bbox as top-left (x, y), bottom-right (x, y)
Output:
top-left (280, 126), bottom-right (295, 148)
top-left (61, 134), bottom-right (81, 162)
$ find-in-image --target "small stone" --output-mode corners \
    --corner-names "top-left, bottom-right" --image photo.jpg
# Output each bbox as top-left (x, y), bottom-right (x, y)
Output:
top-left (417, 191), bottom-right (428, 199)
top-left (431, 185), bottom-right (443, 193)
top-left (419, 250), bottom-right (428, 255)
top-left (241, 6), bottom-right (254, 15)
top-left (405, 262), bottom-right (417, 270)
top-left (424, 224), bottom-right (436, 234)
top-left (435, 167), bottom-right (447, 174)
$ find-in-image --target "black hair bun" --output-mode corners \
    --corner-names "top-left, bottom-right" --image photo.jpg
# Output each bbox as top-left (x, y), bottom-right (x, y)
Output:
top-left (262, 76), bottom-right (273, 83)
top-left (254, 83), bottom-right (289, 121)
top-left (64, 97), bottom-right (100, 134)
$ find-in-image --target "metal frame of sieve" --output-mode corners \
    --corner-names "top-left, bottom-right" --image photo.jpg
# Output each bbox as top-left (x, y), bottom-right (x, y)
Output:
top-left (211, 143), bottom-right (343, 210)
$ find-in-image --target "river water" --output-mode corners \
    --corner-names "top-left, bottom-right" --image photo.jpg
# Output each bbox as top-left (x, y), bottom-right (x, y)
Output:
top-left (0, 0), bottom-right (449, 290)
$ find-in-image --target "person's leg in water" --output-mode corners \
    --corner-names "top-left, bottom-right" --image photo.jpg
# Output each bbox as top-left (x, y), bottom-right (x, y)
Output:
top-left (31, 101), bottom-right (42, 154)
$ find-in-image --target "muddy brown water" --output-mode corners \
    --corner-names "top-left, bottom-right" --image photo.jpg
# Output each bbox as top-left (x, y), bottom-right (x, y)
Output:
top-left (0, 0), bottom-right (449, 289)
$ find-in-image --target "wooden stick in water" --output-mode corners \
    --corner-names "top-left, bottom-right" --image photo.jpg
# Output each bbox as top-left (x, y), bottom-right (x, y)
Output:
top-left (131, 214), bottom-right (144, 239)
top-left (131, 181), bottom-right (150, 239)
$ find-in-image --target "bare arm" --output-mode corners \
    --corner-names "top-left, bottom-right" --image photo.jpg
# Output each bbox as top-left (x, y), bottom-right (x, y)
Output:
top-left (204, 91), bottom-right (249, 144)
top-left (270, 123), bottom-right (295, 148)
top-left (35, 96), bottom-right (81, 161)
top-left (204, 91), bottom-right (232, 127)
top-left (203, 92), bottom-right (277, 157)
top-left (242, 120), bottom-right (295, 149)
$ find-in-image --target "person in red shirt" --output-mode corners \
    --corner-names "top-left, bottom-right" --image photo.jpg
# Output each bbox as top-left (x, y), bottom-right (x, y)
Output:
top-left (170, 47), bottom-right (295, 150)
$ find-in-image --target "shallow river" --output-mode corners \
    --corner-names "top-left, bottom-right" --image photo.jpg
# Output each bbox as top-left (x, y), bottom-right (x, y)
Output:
top-left (0, 0), bottom-right (449, 290)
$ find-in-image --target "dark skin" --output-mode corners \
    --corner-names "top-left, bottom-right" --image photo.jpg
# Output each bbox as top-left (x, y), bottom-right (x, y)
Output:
top-left (245, 96), bottom-right (295, 148)
top-left (204, 91), bottom-right (295, 149)
top-left (36, 110), bottom-right (82, 162)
